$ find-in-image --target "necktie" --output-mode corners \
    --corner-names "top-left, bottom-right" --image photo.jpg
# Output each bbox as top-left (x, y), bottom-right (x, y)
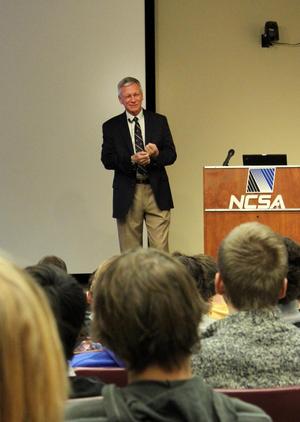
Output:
top-left (133, 117), bottom-right (147, 177)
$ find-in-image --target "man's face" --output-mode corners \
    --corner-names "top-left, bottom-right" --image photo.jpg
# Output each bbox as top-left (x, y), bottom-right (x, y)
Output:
top-left (118, 83), bottom-right (143, 116)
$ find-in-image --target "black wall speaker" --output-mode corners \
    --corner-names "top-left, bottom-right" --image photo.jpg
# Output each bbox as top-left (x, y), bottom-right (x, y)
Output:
top-left (261, 21), bottom-right (279, 47)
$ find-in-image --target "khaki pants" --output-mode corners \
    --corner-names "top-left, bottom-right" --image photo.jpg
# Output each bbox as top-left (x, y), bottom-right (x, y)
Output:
top-left (117, 184), bottom-right (170, 252)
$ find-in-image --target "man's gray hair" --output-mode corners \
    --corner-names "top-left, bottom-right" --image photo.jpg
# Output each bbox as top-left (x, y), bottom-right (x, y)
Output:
top-left (117, 77), bottom-right (141, 95)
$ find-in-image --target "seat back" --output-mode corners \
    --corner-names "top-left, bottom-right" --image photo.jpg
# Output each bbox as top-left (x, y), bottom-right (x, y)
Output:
top-left (74, 367), bottom-right (128, 387)
top-left (216, 386), bottom-right (300, 422)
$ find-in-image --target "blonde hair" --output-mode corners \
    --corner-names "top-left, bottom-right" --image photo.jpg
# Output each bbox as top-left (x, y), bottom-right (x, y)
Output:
top-left (0, 257), bottom-right (68, 422)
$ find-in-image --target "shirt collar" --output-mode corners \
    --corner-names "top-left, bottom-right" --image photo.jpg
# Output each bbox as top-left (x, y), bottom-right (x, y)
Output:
top-left (126, 109), bottom-right (144, 122)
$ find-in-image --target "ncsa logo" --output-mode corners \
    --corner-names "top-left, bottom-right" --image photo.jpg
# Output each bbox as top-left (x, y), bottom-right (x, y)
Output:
top-left (229, 194), bottom-right (285, 210)
top-left (229, 168), bottom-right (286, 210)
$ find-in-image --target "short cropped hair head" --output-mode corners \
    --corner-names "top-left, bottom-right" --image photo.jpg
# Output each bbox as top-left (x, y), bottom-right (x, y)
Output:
top-left (218, 222), bottom-right (288, 310)
top-left (117, 76), bottom-right (141, 95)
top-left (26, 264), bottom-right (86, 360)
top-left (279, 237), bottom-right (300, 305)
top-left (173, 252), bottom-right (216, 302)
top-left (0, 257), bottom-right (67, 422)
top-left (92, 248), bottom-right (207, 373)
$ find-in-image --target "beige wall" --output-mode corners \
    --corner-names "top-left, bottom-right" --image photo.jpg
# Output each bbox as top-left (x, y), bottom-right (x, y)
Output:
top-left (0, 1), bottom-right (145, 272)
top-left (156, 0), bottom-right (300, 255)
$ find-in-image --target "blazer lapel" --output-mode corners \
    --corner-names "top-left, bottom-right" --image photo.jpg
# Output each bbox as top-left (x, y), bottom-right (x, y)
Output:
top-left (143, 109), bottom-right (151, 145)
top-left (119, 112), bottom-right (134, 154)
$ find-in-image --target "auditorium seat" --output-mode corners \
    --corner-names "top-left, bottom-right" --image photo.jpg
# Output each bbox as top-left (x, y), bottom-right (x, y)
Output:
top-left (74, 367), bottom-right (128, 387)
top-left (215, 385), bottom-right (300, 422)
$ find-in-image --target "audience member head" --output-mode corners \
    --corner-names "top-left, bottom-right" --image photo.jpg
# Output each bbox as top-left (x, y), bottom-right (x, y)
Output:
top-left (279, 237), bottom-right (300, 305)
top-left (173, 252), bottom-right (216, 302)
top-left (26, 264), bottom-right (86, 360)
top-left (92, 248), bottom-right (207, 373)
top-left (38, 255), bottom-right (68, 272)
top-left (86, 270), bottom-right (96, 306)
top-left (217, 222), bottom-right (288, 311)
top-left (0, 257), bottom-right (67, 422)
top-left (86, 256), bottom-right (118, 306)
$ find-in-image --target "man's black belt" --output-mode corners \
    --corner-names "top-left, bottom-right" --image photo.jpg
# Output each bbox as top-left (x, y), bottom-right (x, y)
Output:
top-left (136, 179), bottom-right (150, 184)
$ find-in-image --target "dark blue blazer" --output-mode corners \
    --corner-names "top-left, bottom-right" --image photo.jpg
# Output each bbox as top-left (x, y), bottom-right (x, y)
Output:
top-left (101, 109), bottom-right (177, 219)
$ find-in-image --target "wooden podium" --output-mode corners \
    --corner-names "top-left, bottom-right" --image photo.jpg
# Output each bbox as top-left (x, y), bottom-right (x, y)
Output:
top-left (204, 166), bottom-right (300, 258)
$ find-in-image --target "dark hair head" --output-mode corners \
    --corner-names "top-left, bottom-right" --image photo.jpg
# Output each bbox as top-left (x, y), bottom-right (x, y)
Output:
top-left (279, 237), bottom-right (300, 304)
top-left (173, 252), bottom-right (216, 302)
top-left (218, 222), bottom-right (287, 310)
top-left (92, 248), bottom-right (207, 373)
top-left (26, 264), bottom-right (86, 359)
top-left (37, 255), bottom-right (68, 272)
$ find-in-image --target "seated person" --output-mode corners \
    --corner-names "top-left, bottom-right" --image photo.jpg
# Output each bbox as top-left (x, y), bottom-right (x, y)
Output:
top-left (201, 255), bottom-right (229, 321)
top-left (209, 294), bottom-right (229, 320)
top-left (71, 257), bottom-right (124, 368)
top-left (75, 270), bottom-right (97, 349)
top-left (0, 257), bottom-right (67, 421)
top-left (26, 264), bottom-right (104, 398)
top-left (71, 346), bottom-right (124, 368)
top-left (38, 254), bottom-right (68, 272)
top-left (192, 222), bottom-right (300, 388)
top-left (65, 248), bottom-right (270, 421)
top-left (278, 237), bottom-right (300, 326)
top-left (173, 252), bottom-right (216, 329)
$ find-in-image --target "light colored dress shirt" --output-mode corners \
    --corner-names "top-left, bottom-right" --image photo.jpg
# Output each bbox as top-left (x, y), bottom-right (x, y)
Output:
top-left (126, 110), bottom-right (145, 152)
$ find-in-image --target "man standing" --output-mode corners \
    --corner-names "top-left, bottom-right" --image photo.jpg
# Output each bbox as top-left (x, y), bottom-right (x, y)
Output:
top-left (101, 77), bottom-right (176, 252)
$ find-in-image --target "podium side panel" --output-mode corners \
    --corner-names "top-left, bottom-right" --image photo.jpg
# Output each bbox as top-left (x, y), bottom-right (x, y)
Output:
top-left (205, 211), bottom-right (300, 258)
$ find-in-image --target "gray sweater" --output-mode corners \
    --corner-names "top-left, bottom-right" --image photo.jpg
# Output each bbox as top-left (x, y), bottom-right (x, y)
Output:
top-left (192, 308), bottom-right (300, 388)
top-left (65, 376), bottom-right (271, 421)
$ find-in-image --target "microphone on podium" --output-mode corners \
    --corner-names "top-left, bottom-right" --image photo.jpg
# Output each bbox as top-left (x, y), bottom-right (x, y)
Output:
top-left (222, 149), bottom-right (235, 166)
